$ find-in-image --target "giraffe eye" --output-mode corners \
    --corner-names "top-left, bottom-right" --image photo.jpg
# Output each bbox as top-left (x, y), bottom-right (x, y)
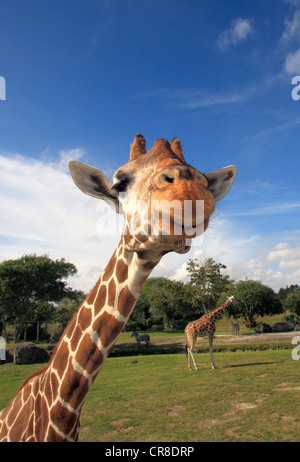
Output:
top-left (112, 178), bottom-right (129, 194)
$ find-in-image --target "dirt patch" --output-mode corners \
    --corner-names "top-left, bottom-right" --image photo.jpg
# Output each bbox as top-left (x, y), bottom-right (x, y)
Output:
top-left (109, 418), bottom-right (133, 433)
top-left (274, 382), bottom-right (300, 391)
top-left (269, 412), bottom-right (297, 422)
top-left (221, 331), bottom-right (300, 343)
top-left (230, 395), bottom-right (269, 412)
top-left (224, 427), bottom-right (242, 439)
top-left (195, 418), bottom-right (223, 428)
top-left (167, 405), bottom-right (185, 417)
top-left (195, 395), bottom-right (269, 434)
top-left (235, 402), bottom-right (258, 410)
top-left (281, 415), bottom-right (296, 421)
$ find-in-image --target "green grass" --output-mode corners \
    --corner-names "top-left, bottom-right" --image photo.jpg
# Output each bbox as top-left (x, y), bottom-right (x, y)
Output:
top-left (0, 363), bottom-right (41, 411)
top-left (1, 349), bottom-right (299, 442)
top-left (79, 350), bottom-right (300, 442)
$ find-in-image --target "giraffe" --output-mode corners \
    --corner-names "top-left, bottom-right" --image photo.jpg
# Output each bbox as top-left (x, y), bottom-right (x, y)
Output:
top-left (185, 296), bottom-right (236, 371)
top-left (0, 134), bottom-right (236, 441)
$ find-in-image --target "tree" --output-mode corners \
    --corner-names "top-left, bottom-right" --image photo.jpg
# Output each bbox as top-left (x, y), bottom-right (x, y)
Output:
top-left (232, 280), bottom-right (282, 328)
top-left (130, 277), bottom-right (191, 331)
top-left (278, 284), bottom-right (300, 301)
top-left (186, 257), bottom-right (234, 314)
top-left (0, 254), bottom-right (77, 342)
top-left (147, 278), bottom-right (191, 330)
top-left (128, 278), bottom-right (157, 330)
top-left (283, 290), bottom-right (300, 319)
top-left (54, 290), bottom-right (86, 339)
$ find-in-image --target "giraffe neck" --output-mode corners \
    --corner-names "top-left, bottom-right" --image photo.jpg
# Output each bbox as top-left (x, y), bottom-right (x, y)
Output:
top-left (208, 301), bottom-right (230, 321)
top-left (51, 240), bottom-right (161, 417)
top-left (0, 239), bottom-right (162, 442)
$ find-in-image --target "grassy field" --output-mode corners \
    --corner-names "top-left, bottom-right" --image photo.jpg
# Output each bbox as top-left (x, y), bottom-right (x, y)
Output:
top-left (1, 348), bottom-right (299, 442)
top-left (110, 317), bottom-right (296, 356)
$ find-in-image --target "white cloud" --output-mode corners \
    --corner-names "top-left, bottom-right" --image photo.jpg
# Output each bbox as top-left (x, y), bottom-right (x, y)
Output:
top-left (267, 242), bottom-right (291, 261)
top-left (217, 18), bottom-right (254, 51)
top-left (283, 0), bottom-right (300, 6)
top-left (154, 216), bottom-right (261, 282)
top-left (174, 89), bottom-right (253, 109)
top-left (229, 201), bottom-right (300, 218)
top-left (57, 148), bottom-right (86, 172)
top-left (132, 86), bottom-right (256, 110)
top-left (280, 9), bottom-right (300, 74)
top-left (253, 117), bottom-right (300, 139)
top-left (151, 216), bottom-right (300, 292)
top-left (234, 239), bottom-right (300, 290)
top-left (281, 10), bottom-right (300, 43)
top-left (284, 47), bottom-right (300, 73)
top-left (267, 241), bottom-right (300, 269)
top-left (0, 150), bottom-right (121, 293)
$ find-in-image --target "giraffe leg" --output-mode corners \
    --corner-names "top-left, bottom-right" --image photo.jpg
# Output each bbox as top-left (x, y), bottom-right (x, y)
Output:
top-left (187, 348), bottom-right (192, 371)
top-left (208, 334), bottom-right (216, 369)
top-left (186, 334), bottom-right (194, 371)
top-left (187, 337), bottom-right (198, 371)
top-left (187, 347), bottom-right (194, 371)
top-left (189, 348), bottom-right (199, 371)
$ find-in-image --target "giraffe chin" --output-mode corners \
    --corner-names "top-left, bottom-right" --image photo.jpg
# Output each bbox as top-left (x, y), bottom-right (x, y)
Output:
top-left (152, 235), bottom-right (192, 254)
top-left (122, 231), bottom-right (192, 255)
top-left (174, 241), bottom-right (191, 254)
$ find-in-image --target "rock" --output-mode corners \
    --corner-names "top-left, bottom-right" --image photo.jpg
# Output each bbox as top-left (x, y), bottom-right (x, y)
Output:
top-left (294, 324), bottom-right (300, 331)
top-left (6, 349), bottom-right (14, 363)
top-left (255, 323), bottom-right (272, 333)
top-left (272, 322), bottom-right (295, 333)
top-left (14, 343), bottom-right (50, 365)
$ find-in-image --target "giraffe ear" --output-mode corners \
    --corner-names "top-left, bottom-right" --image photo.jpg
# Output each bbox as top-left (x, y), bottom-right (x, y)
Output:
top-left (205, 166), bottom-right (237, 201)
top-left (69, 161), bottom-right (120, 213)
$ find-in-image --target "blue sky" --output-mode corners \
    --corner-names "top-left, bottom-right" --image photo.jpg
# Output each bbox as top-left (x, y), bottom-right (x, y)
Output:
top-left (0, 0), bottom-right (300, 292)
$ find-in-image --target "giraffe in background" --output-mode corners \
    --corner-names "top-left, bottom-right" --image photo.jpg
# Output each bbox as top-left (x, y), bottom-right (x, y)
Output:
top-left (185, 296), bottom-right (236, 371)
top-left (0, 134), bottom-right (236, 441)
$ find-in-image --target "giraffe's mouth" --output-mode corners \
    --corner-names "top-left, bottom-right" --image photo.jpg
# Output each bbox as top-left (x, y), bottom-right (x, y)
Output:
top-left (149, 199), bottom-right (210, 240)
top-left (123, 200), bottom-right (211, 254)
top-left (177, 217), bottom-right (210, 238)
top-left (158, 215), bottom-right (209, 240)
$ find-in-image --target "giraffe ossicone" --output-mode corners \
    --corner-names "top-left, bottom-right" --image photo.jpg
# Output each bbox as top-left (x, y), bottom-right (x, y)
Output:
top-left (0, 134), bottom-right (236, 441)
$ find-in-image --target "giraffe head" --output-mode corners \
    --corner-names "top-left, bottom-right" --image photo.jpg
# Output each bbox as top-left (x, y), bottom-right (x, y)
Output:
top-left (69, 134), bottom-right (236, 255)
